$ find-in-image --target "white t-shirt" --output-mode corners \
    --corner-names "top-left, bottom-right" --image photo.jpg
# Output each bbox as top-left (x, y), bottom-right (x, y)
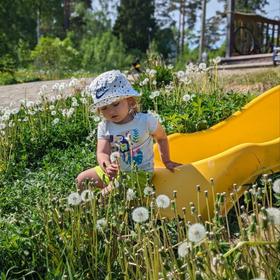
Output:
top-left (97, 113), bottom-right (158, 172)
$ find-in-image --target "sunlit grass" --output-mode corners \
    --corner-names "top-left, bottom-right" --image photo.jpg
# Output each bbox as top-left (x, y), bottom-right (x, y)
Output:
top-left (0, 60), bottom-right (279, 279)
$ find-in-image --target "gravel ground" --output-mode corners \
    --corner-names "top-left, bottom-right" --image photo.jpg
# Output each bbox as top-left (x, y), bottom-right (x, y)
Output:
top-left (0, 78), bottom-right (93, 109)
top-left (0, 67), bottom-right (278, 109)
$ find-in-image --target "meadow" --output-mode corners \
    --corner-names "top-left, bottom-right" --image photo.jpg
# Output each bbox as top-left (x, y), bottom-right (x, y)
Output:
top-left (0, 60), bottom-right (280, 280)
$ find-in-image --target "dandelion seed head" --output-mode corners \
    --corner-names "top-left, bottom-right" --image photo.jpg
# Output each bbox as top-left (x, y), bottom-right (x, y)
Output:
top-left (81, 190), bottom-right (94, 202)
top-left (156, 194), bottom-right (171, 208)
top-left (144, 186), bottom-right (154, 196)
top-left (188, 223), bottom-right (206, 243)
top-left (132, 207), bottom-right (149, 223)
top-left (67, 192), bottom-right (82, 206)
top-left (96, 218), bottom-right (107, 231)
top-left (266, 207), bottom-right (280, 225)
top-left (182, 94), bottom-right (191, 102)
top-left (110, 151), bottom-right (120, 163)
top-left (178, 241), bottom-right (190, 258)
top-left (126, 188), bottom-right (136, 201)
top-left (272, 178), bottom-right (280, 194)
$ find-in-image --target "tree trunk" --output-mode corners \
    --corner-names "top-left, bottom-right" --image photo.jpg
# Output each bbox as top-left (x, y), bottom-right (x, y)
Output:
top-left (64, 0), bottom-right (71, 31)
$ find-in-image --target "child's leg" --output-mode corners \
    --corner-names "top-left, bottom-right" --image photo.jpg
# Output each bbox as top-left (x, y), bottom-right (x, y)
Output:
top-left (76, 168), bottom-right (105, 191)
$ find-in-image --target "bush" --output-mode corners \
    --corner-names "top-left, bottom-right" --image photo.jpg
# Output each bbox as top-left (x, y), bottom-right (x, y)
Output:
top-left (31, 37), bottom-right (81, 73)
top-left (0, 72), bottom-right (16, 85)
top-left (81, 32), bottom-right (132, 73)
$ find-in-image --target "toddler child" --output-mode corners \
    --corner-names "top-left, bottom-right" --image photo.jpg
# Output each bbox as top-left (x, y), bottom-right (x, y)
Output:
top-left (76, 70), bottom-right (181, 194)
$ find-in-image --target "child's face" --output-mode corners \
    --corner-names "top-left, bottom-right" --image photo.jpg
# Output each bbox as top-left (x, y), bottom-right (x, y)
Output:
top-left (100, 99), bottom-right (131, 124)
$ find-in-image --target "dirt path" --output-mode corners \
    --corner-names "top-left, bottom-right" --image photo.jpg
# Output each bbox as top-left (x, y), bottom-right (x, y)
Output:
top-left (0, 67), bottom-right (278, 110)
top-left (0, 78), bottom-right (93, 109)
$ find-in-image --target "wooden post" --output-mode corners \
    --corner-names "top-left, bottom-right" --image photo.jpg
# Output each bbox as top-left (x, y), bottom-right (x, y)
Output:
top-left (226, 0), bottom-right (235, 58)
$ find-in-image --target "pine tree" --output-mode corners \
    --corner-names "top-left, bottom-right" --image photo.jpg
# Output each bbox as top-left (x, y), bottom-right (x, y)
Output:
top-left (113, 0), bottom-right (157, 53)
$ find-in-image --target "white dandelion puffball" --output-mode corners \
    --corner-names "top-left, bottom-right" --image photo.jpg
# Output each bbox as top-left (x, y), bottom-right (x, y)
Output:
top-left (68, 192), bottom-right (82, 206)
top-left (81, 190), bottom-right (94, 202)
top-left (126, 188), bottom-right (136, 201)
top-left (144, 186), bottom-right (154, 196)
top-left (156, 194), bottom-right (171, 209)
top-left (178, 241), bottom-right (190, 258)
top-left (96, 218), bottom-right (107, 231)
top-left (110, 151), bottom-right (120, 163)
top-left (132, 207), bottom-right (149, 223)
top-left (266, 207), bottom-right (280, 225)
top-left (182, 94), bottom-right (191, 102)
top-left (188, 223), bottom-right (206, 243)
top-left (272, 178), bottom-right (280, 194)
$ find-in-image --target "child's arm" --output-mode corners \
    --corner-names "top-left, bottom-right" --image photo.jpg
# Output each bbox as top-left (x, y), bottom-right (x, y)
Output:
top-left (151, 123), bottom-right (182, 172)
top-left (97, 139), bottom-right (118, 178)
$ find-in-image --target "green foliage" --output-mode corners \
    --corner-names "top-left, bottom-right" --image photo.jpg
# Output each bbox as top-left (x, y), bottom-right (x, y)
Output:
top-left (0, 72), bottom-right (17, 86)
top-left (175, 47), bottom-right (199, 69)
top-left (81, 32), bottom-right (132, 72)
top-left (31, 36), bottom-right (81, 73)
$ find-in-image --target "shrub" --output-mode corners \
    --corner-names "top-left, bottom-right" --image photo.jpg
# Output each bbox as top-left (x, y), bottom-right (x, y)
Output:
top-left (31, 37), bottom-right (81, 73)
top-left (81, 32), bottom-right (132, 73)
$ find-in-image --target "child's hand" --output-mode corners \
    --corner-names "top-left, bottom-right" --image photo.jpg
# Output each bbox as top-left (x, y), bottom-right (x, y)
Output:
top-left (105, 163), bottom-right (119, 179)
top-left (164, 160), bottom-right (182, 172)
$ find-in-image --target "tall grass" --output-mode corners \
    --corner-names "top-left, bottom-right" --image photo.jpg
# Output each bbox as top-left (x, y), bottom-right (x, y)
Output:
top-left (0, 60), bottom-right (279, 279)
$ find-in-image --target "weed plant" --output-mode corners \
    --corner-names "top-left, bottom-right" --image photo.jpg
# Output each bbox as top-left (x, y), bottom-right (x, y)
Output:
top-left (0, 60), bottom-right (279, 279)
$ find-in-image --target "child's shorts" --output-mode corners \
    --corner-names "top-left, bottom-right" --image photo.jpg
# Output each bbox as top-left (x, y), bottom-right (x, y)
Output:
top-left (94, 166), bottom-right (153, 188)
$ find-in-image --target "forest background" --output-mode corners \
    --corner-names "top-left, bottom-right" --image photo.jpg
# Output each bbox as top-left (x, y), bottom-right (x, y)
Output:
top-left (0, 0), bottom-right (273, 85)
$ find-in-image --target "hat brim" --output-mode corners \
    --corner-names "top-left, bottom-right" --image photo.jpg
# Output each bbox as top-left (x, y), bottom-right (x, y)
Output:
top-left (93, 89), bottom-right (140, 109)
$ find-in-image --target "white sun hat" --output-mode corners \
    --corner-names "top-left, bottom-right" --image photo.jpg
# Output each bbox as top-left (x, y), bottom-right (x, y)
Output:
top-left (89, 70), bottom-right (140, 109)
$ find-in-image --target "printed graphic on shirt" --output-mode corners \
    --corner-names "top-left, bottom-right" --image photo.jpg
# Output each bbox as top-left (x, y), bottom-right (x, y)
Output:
top-left (111, 129), bottom-right (143, 166)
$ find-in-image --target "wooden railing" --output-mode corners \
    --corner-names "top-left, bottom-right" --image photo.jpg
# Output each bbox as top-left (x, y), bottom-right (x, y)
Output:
top-left (232, 12), bottom-right (280, 56)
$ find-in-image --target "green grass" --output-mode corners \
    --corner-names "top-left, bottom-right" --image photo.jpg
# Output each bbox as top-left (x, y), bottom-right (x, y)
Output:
top-left (0, 61), bottom-right (279, 279)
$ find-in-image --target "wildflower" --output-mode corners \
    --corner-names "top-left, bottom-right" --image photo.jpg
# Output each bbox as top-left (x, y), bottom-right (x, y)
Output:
top-left (80, 97), bottom-right (87, 104)
top-left (272, 178), bottom-right (280, 193)
top-left (266, 207), bottom-right (280, 225)
top-left (93, 115), bottom-right (101, 122)
top-left (96, 218), bottom-right (107, 231)
top-left (177, 241), bottom-right (190, 258)
top-left (187, 223), bottom-right (206, 243)
top-left (182, 94), bottom-right (191, 102)
top-left (144, 186), bottom-right (154, 196)
top-left (132, 207), bottom-right (149, 223)
top-left (126, 188), bottom-right (136, 201)
top-left (40, 84), bottom-right (48, 92)
top-left (152, 80), bottom-right (157, 85)
top-left (52, 118), bottom-right (60, 125)
top-left (156, 194), bottom-right (171, 208)
top-left (49, 105), bottom-right (55, 110)
top-left (110, 151), bottom-right (120, 163)
top-left (59, 83), bottom-right (66, 92)
top-left (69, 78), bottom-right (78, 88)
top-left (149, 69), bottom-right (157, 76)
top-left (167, 64), bottom-right (174, 69)
top-left (52, 83), bottom-right (60, 91)
top-left (150, 91), bottom-right (160, 99)
top-left (81, 190), bottom-right (94, 202)
top-left (213, 56), bottom-right (222, 64)
top-left (67, 192), bottom-right (82, 206)
top-left (141, 78), bottom-right (149, 86)
top-left (176, 71), bottom-right (185, 79)
top-left (198, 63), bottom-right (207, 71)
top-left (51, 110), bottom-right (56, 116)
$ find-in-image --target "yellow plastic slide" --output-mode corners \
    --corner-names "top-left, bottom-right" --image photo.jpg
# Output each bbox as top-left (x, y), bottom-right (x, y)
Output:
top-left (153, 85), bottom-right (280, 220)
